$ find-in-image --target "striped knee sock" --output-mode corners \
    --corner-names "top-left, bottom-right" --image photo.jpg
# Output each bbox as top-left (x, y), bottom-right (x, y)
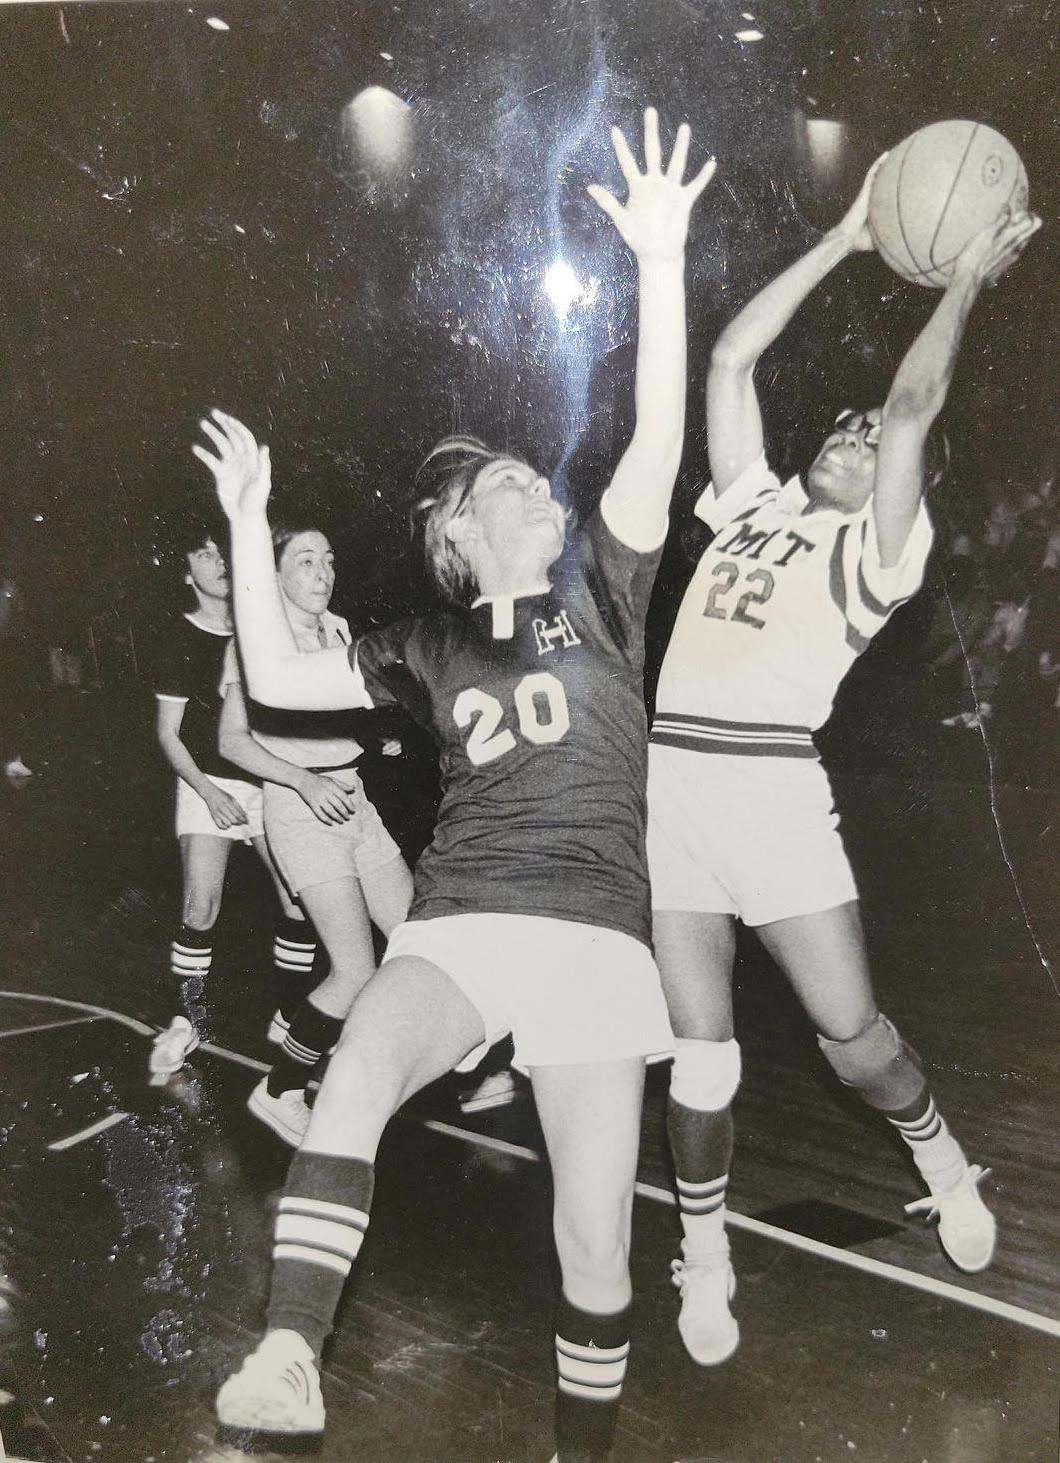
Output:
top-left (267, 1002), bottom-right (345, 1098)
top-left (267, 1151), bottom-right (374, 1356)
top-left (554, 1297), bottom-right (630, 1463)
top-left (273, 917), bottom-right (318, 1023)
top-left (170, 924), bottom-right (213, 1033)
top-left (887, 1090), bottom-right (966, 1193)
top-left (667, 1098), bottom-right (733, 1257)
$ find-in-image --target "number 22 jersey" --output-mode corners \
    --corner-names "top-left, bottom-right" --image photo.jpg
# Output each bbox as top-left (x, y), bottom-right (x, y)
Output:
top-left (653, 453), bottom-right (934, 756)
top-left (346, 498), bottom-right (663, 947)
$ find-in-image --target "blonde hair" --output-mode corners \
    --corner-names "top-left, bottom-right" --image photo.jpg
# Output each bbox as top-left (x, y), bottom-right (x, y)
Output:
top-left (413, 435), bottom-right (517, 604)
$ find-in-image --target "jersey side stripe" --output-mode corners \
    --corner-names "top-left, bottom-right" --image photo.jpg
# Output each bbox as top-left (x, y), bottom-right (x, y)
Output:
top-left (653, 711), bottom-right (814, 736)
top-left (651, 729), bottom-right (819, 759)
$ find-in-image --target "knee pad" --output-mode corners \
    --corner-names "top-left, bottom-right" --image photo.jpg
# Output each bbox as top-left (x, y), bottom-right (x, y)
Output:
top-left (670, 1038), bottom-right (741, 1112)
top-left (817, 1013), bottom-right (926, 1112)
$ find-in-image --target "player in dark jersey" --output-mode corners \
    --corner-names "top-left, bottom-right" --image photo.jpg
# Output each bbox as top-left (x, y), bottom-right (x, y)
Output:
top-left (204, 109), bottom-right (715, 1463)
top-left (150, 514), bottom-right (316, 1079)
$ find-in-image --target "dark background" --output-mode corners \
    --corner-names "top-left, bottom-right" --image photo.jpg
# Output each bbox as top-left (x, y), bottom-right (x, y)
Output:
top-left (1, 0), bottom-right (1056, 633)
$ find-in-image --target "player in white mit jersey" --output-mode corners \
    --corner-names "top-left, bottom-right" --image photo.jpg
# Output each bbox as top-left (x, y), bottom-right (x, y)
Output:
top-left (647, 159), bottom-right (1040, 1366)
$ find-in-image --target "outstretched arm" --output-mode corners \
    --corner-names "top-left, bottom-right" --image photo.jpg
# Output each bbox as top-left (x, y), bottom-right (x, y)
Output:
top-left (588, 107), bottom-right (715, 545)
top-left (874, 208), bottom-right (1041, 565)
top-left (194, 411), bottom-right (368, 710)
top-left (707, 159), bottom-right (886, 494)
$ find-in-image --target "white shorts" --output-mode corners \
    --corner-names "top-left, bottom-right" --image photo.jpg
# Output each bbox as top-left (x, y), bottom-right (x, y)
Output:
top-left (263, 769), bottom-right (403, 896)
top-left (382, 913), bottom-right (674, 1074)
top-left (175, 774), bottom-right (264, 842)
top-left (646, 744), bottom-right (858, 926)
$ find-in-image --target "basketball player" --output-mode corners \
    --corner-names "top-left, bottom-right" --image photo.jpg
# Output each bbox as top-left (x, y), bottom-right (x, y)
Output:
top-left (217, 521), bottom-right (413, 1144)
top-left (203, 109), bottom-right (714, 1461)
top-left (150, 515), bottom-right (317, 1078)
top-left (647, 163), bottom-right (1040, 1364)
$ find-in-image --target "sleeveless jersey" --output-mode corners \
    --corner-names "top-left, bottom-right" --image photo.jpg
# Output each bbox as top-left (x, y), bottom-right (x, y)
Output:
top-left (653, 454), bottom-right (934, 757)
top-left (348, 499), bottom-right (662, 946)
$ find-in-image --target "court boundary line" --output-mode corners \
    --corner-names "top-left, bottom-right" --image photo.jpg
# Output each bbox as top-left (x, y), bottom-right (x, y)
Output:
top-left (2, 989), bottom-right (1058, 1342)
top-left (0, 1015), bottom-right (100, 1040)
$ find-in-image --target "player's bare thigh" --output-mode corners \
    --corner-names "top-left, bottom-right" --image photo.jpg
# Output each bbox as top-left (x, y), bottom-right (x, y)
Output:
top-left (755, 899), bottom-right (877, 1040)
top-left (652, 909), bottom-right (738, 1040)
top-left (305, 954), bottom-right (486, 1159)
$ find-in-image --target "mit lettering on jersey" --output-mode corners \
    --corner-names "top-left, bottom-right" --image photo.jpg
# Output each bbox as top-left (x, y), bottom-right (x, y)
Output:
top-left (653, 454), bottom-right (933, 741)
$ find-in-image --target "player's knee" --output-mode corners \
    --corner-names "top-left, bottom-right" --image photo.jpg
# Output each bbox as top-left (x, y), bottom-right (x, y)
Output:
top-left (181, 893), bottom-right (220, 931)
top-left (669, 1037), bottom-right (741, 1112)
top-left (817, 1012), bottom-right (926, 1111)
top-left (553, 1216), bottom-right (631, 1307)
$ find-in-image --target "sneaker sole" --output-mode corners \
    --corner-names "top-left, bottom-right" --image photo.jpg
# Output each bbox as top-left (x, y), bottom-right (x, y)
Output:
top-left (247, 1089), bottom-right (310, 1148)
top-left (217, 1418), bottom-right (324, 1454)
top-left (940, 1234), bottom-right (997, 1273)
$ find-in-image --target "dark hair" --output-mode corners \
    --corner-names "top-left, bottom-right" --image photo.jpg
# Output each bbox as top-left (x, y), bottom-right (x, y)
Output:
top-left (411, 436), bottom-right (519, 605)
top-left (153, 504), bottom-right (227, 583)
top-left (271, 521), bottom-right (331, 568)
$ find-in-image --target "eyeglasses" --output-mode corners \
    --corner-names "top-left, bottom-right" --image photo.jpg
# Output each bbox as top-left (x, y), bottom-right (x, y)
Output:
top-left (834, 409), bottom-right (882, 448)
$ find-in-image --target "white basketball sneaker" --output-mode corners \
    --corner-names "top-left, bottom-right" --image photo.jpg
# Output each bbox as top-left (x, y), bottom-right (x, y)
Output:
top-left (216, 1329), bottom-right (324, 1435)
top-left (247, 1078), bottom-right (311, 1147)
top-left (905, 1163), bottom-right (997, 1272)
top-left (148, 1016), bottom-right (200, 1081)
top-left (670, 1242), bottom-right (739, 1366)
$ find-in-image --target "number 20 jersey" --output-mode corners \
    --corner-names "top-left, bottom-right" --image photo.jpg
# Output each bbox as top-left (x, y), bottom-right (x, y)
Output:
top-left (653, 454), bottom-right (934, 756)
top-left (347, 500), bottom-right (663, 946)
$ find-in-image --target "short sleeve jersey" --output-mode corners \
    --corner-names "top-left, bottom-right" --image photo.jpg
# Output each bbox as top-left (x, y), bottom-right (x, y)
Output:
top-left (220, 610), bottom-right (363, 771)
top-left (348, 499), bottom-right (663, 946)
top-left (153, 612), bottom-right (254, 781)
top-left (653, 455), bottom-right (934, 756)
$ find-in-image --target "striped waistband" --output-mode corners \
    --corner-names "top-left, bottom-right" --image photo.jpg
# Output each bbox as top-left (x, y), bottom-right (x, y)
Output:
top-left (651, 712), bottom-right (818, 760)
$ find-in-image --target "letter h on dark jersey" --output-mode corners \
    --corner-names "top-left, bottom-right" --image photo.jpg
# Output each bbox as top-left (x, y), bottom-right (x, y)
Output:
top-left (533, 610), bottom-right (582, 656)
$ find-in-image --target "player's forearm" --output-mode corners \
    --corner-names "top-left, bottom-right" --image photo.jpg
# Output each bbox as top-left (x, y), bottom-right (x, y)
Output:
top-left (608, 256), bottom-right (687, 526)
top-left (712, 229), bottom-right (854, 371)
top-left (157, 728), bottom-right (217, 800)
top-left (218, 724), bottom-right (311, 794)
top-left (228, 511), bottom-right (306, 703)
top-left (885, 271), bottom-right (979, 425)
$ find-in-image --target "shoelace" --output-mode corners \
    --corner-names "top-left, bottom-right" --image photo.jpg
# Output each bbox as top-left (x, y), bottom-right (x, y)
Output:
top-left (670, 1256), bottom-right (730, 1292)
top-left (904, 1164), bottom-right (992, 1222)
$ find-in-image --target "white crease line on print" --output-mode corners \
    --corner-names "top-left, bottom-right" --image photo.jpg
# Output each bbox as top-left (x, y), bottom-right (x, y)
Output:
top-left (2, 990), bottom-right (1059, 1341)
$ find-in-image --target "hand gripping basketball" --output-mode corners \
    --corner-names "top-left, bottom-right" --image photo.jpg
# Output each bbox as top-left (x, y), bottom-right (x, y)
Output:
top-left (193, 409), bottom-right (272, 520)
top-left (952, 207), bottom-right (1042, 289)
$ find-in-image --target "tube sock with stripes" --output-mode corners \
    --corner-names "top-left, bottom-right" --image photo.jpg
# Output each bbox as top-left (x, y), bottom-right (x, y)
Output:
top-left (667, 1097), bottom-right (733, 1257)
top-left (554, 1296), bottom-right (631, 1463)
top-left (885, 1087), bottom-right (967, 1193)
top-left (273, 916), bottom-right (318, 1023)
top-left (266, 1151), bottom-right (374, 1356)
top-left (170, 923), bottom-right (213, 1034)
top-left (267, 1002), bottom-right (346, 1098)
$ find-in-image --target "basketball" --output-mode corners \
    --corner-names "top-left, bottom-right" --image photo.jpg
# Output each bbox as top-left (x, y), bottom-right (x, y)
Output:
top-left (868, 120), bottom-right (1029, 287)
